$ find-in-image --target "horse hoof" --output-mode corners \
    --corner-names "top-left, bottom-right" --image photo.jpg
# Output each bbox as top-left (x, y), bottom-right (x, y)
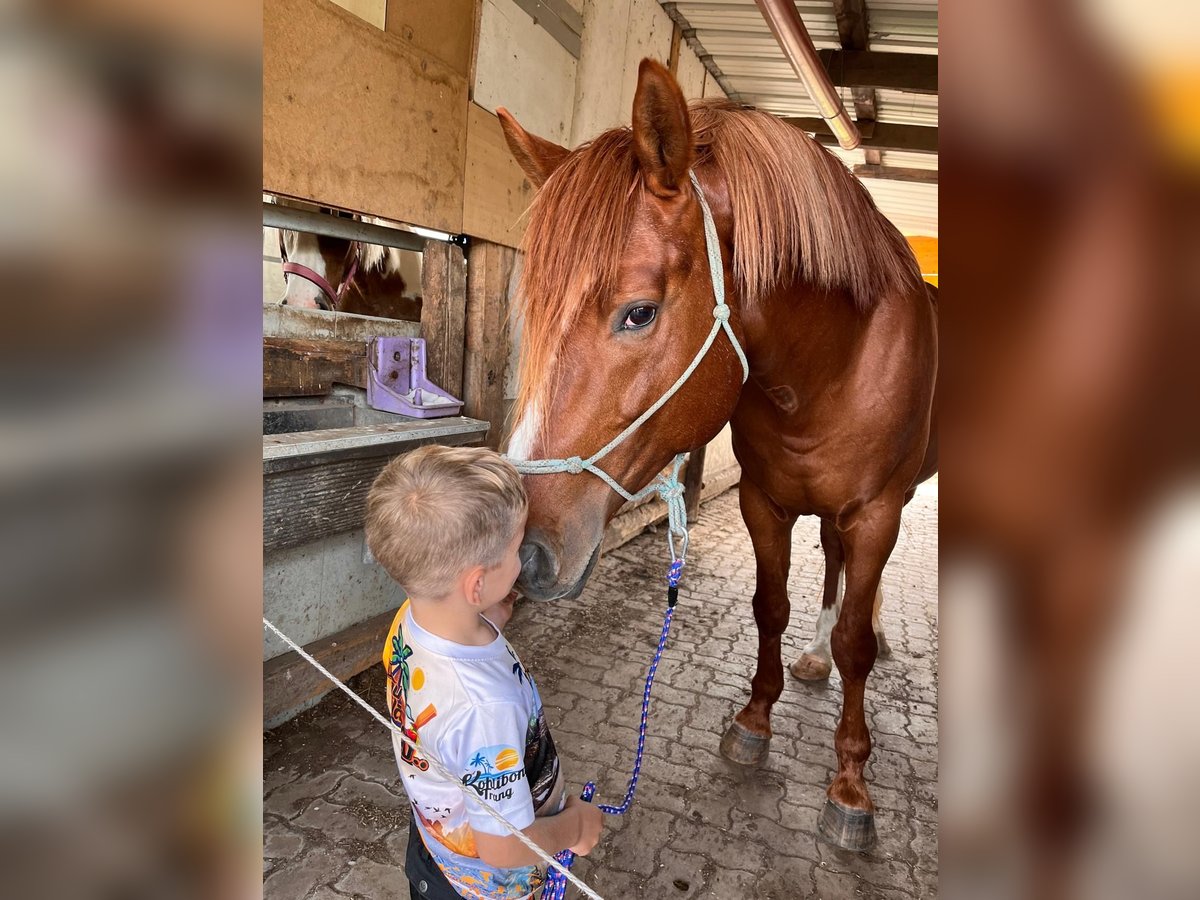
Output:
top-left (817, 798), bottom-right (877, 852)
top-left (789, 653), bottom-right (832, 681)
top-left (719, 721), bottom-right (770, 766)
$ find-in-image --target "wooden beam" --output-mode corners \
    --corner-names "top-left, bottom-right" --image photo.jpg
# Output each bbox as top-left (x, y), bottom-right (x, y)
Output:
top-left (817, 49), bottom-right (938, 95)
top-left (463, 240), bottom-right (517, 449)
top-left (786, 118), bottom-right (938, 154)
top-left (263, 337), bottom-right (367, 397)
top-left (832, 0), bottom-right (868, 50)
top-left (264, 608), bottom-right (395, 727)
top-left (684, 446), bottom-right (706, 520)
top-left (853, 164), bottom-right (939, 184)
top-left (668, 21), bottom-right (682, 75)
top-left (420, 240), bottom-right (468, 401)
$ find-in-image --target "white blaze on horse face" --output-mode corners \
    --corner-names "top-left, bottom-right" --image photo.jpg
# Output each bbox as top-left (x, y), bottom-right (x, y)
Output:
top-left (506, 399), bottom-right (542, 461)
top-left (281, 231), bottom-right (328, 309)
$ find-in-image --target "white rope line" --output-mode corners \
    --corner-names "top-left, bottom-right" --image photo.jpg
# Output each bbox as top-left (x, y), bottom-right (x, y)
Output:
top-left (263, 617), bottom-right (606, 900)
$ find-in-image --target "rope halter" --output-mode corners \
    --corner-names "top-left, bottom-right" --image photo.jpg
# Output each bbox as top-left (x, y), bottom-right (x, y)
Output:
top-left (507, 170), bottom-right (749, 565)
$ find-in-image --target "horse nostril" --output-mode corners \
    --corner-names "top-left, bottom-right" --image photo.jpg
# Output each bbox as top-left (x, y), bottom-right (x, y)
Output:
top-left (519, 537), bottom-right (557, 588)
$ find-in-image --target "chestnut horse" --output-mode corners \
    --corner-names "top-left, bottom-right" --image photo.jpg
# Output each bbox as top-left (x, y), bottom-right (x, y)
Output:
top-left (499, 59), bottom-right (937, 850)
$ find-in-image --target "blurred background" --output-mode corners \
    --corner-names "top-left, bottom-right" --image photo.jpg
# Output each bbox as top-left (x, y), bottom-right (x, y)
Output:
top-left (0, 0), bottom-right (1195, 897)
top-left (940, 1), bottom-right (1200, 897)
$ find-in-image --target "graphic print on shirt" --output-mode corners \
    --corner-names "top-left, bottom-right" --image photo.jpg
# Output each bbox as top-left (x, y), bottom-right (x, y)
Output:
top-left (386, 629), bottom-right (437, 771)
top-left (462, 745), bottom-right (526, 802)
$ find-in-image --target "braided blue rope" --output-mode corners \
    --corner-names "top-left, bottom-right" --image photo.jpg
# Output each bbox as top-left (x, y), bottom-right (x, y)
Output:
top-left (541, 560), bottom-right (682, 900)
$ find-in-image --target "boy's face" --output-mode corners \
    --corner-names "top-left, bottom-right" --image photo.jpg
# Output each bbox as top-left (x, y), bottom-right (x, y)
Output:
top-left (479, 514), bottom-right (527, 629)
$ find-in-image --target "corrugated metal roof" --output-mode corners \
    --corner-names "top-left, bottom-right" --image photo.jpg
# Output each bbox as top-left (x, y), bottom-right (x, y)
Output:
top-left (664, 0), bottom-right (938, 236)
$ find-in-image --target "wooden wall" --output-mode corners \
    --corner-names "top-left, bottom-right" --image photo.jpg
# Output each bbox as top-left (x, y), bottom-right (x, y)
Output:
top-left (263, 0), bottom-right (471, 232)
top-left (265, 0), bottom-right (724, 248)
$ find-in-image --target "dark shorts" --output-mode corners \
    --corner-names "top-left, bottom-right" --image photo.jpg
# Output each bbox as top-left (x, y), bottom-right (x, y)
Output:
top-left (405, 825), bottom-right (464, 900)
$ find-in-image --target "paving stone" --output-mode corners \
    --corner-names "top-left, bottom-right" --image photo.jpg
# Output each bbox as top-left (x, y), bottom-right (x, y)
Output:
top-left (701, 865), bottom-right (760, 899)
top-left (334, 857), bottom-right (410, 900)
top-left (755, 853), bottom-right (816, 899)
top-left (263, 816), bottom-right (305, 860)
top-left (263, 845), bottom-right (350, 899)
top-left (265, 768), bottom-right (349, 819)
top-left (645, 849), bottom-right (709, 899)
top-left (293, 797), bottom-right (393, 844)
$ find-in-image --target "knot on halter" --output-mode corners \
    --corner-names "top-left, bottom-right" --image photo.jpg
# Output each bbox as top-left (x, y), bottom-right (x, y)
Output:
top-left (565, 456), bottom-right (585, 475)
top-left (712, 305), bottom-right (731, 323)
top-left (659, 483), bottom-right (684, 502)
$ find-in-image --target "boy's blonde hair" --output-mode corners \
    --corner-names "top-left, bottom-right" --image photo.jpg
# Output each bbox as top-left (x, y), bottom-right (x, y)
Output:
top-left (365, 445), bottom-right (527, 598)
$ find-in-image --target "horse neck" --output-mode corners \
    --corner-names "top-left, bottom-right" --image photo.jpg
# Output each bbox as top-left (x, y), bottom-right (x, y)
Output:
top-left (735, 281), bottom-right (887, 394)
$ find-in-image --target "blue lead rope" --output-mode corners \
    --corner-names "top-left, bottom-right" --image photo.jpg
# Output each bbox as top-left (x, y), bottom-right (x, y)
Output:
top-left (540, 560), bottom-right (684, 900)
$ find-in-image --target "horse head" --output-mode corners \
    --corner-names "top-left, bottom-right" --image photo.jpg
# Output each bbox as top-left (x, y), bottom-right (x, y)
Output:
top-left (278, 226), bottom-right (360, 311)
top-left (500, 60), bottom-right (746, 602)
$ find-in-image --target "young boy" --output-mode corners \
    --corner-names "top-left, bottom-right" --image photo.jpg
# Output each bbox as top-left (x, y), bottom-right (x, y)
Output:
top-left (365, 445), bottom-right (603, 900)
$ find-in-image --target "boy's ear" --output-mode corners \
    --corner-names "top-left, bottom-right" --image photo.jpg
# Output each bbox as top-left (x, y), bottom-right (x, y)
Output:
top-left (462, 565), bottom-right (486, 607)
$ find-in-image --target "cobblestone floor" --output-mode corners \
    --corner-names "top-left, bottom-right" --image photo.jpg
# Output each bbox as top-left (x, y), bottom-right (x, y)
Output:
top-left (265, 480), bottom-right (938, 899)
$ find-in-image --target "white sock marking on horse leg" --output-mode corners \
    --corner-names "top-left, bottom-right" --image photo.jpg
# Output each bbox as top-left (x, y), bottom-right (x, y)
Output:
top-left (873, 582), bottom-right (891, 656)
top-left (802, 567), bottom-right (843, 661)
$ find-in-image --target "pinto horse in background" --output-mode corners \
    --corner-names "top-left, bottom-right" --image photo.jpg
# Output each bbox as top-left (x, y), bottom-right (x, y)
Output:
top-left (273, 204), bottom-right (421, 320)
top-left (500, 59), bottom-right (937, 850)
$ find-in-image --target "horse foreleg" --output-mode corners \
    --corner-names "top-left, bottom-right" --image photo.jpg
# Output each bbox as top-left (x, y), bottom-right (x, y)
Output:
top-left (790, 519), bottom-right (843, 681)
top-left (819, 498), bottom-right (903, 851)
top-left (719, 477), bottom-right (796, 767)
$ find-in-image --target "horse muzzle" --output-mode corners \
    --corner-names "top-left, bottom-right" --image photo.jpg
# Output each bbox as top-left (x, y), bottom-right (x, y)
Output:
top-left (517, 532), bottom-right (601, 602)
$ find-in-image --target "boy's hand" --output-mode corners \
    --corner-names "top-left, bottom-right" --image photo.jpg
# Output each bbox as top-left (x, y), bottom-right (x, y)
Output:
top-left (564, 795), bottom-right (603, 856)
top-left (483, 590), bottom-right (519, 631)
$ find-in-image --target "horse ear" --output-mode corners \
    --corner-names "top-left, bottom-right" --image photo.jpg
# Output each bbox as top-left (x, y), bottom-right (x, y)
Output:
top-left (497, 107), bottom-right (569, 189)
top-left (632, 58), bottom-right (693, 198)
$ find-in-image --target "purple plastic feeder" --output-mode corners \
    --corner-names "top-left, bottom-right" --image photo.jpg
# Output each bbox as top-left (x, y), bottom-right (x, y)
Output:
top-left (367, 336), bottom-right (464, 418)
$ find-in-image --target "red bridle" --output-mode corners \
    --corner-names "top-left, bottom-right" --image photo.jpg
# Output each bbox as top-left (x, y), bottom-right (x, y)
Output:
top-left (279, 231), bottom-right (361, 311)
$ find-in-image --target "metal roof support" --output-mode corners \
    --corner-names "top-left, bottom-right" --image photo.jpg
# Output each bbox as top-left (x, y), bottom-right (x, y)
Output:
top-left (753, 0), bottom-right (861, 149)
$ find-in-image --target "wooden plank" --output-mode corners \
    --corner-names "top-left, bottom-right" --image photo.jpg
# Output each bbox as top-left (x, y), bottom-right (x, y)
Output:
top-left (786, 118), bottom-right (938, 154)
top-left (463, 104), bottom-right (535, 247)
top-left (817, 48), bottom-right (938, 95)
top-left (674, 34), bottom-right (708, 100)
top-left (263, 305), bottom-right (420, 342)
top-left (264, 0), bottom-right (468, 233)
top-left (385, 0), bottom-right (476, 75)
top-left (683, 445), bottom-right (706, 520)
top-left (331, 0), bottom-right (386, 30)
top-left (264, 337), bottom-right (368, 398)
top-left (264, 418), bottom-right (489, 469)
top-left (853, 164), bottom-right (939, 184)
top-left (474, 0), bottom-right (578, 146)
top-left (832, 0), bottom-right (868, 50)
top-left (263, 424), bottom-right (487, 551)
top-left (419, 240), bottom-right (468, 401)
top-left (619, 0), bottom-right (674, 120)
top-left (668, 21), bottom-right (682, 75)
top-left (463, 240), bottom-right (517, 448)
top-left (570, 0), bottom-right (632, 143)
top-left (264, 608), bottom-right (395, 726)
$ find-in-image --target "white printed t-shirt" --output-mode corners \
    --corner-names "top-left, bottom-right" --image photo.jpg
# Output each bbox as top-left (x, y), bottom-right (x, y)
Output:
top-left (383, 601), bottom-right (564, 900)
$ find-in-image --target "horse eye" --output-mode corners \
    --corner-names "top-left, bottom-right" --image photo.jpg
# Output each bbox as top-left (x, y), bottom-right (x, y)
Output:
top-left (621, 305), bottom-right (657, 330)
